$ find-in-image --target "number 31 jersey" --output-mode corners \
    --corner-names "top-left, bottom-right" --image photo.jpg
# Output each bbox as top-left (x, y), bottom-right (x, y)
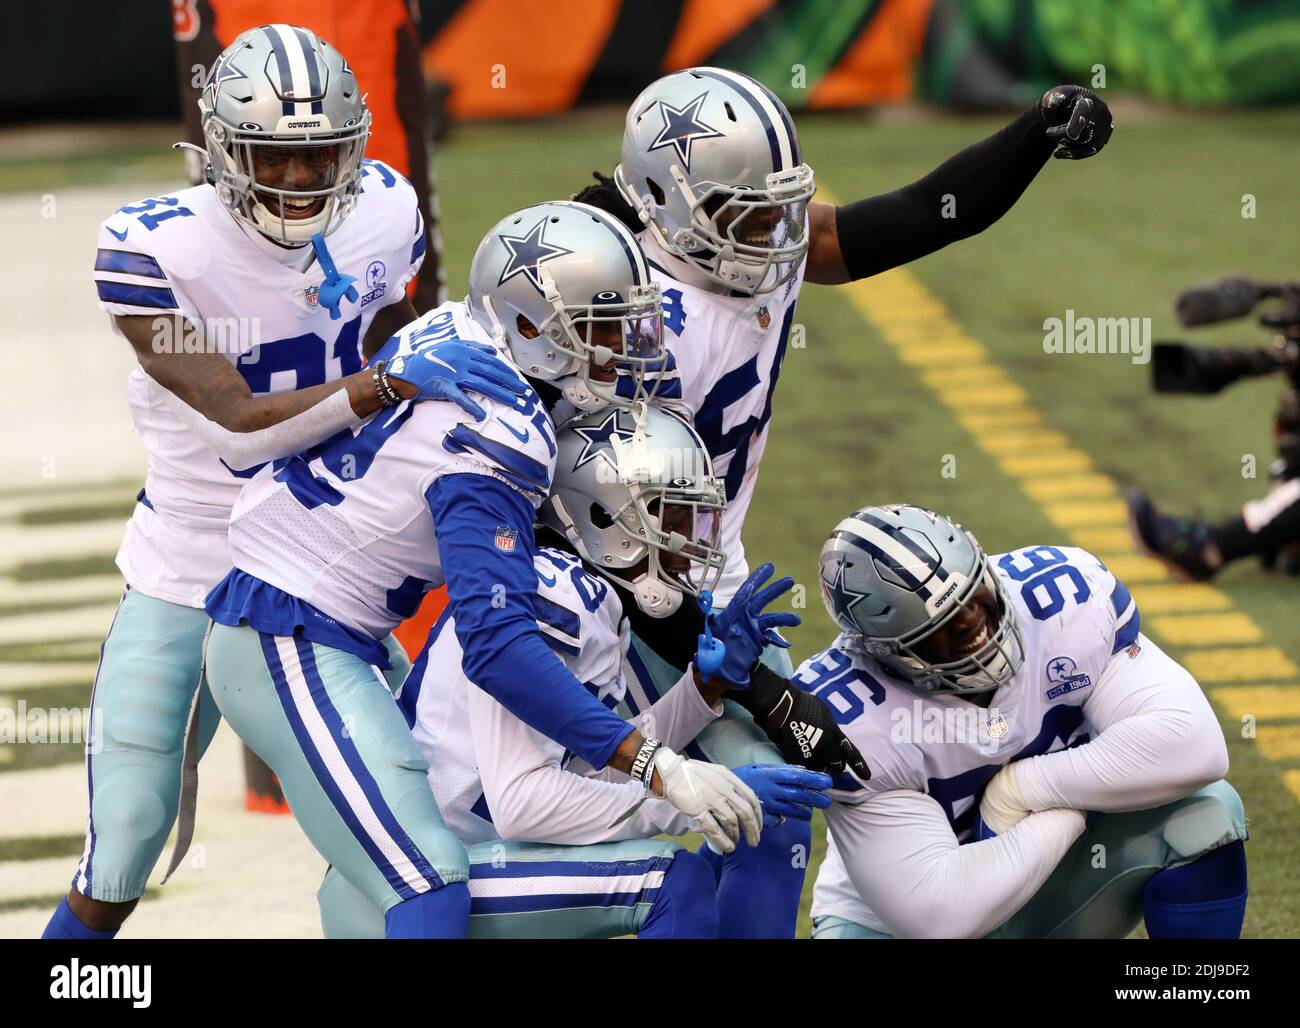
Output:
top-left (92, 160), bottom-right (424, 605)
top-left (797, 545), bottom-right (1142, 927)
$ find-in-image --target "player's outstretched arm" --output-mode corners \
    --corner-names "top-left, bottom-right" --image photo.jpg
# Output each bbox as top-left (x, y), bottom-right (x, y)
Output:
top-left (830, 790), bottom-right (1086, 939)
top-left (804, 85), bottom-right (1113, 285)
top-left (117, 313), bottom-right (523, 469)
top-left (986, 635), bottom-right (1229, 824)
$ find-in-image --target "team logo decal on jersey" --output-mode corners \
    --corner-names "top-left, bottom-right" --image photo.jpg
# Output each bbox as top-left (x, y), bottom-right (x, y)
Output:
top-left (497, 217), bottom-right (574, 294)
top-left (755, 304), bottom-right (771, 329)
top-left (570, 410), bottom-right (636, 473)
top-left (359, 260), bottom-right (388, 307)
top-left (647, 93), bottom-right (724, 173)
top-left (1045, 655), bottom-right (1092, 699)
top-left (494, 526), bottom-right (518, 552)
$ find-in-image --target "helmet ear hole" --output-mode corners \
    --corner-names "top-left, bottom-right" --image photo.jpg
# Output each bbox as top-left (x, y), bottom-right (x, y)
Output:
top-left (590, 503), bottom-right (615, 530)
top-left (646, 178), bottom-right (665, 207)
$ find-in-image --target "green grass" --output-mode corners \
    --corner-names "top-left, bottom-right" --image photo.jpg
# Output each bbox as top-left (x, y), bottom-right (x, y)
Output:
top-left (3, 105), bottom-right (1298, 935)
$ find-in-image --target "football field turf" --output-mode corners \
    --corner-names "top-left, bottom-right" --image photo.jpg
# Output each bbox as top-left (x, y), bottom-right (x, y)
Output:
top-left (1, 105), bottom-right (1297, 937)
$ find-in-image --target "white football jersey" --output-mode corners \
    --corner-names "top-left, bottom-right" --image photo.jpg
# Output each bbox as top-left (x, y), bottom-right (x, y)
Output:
top-left (399, 545), bottom-right (706, 846)
top-left (93, 160), bottom-right (424, 605)
top-left (223, 301), bottom-right (554, 643)
top-left (640, 231), bottom-right (807, 602)
top-left (803, 545), bottom-right (1140, 931)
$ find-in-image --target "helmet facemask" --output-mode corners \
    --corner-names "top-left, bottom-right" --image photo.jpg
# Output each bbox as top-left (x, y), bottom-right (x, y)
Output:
top-left (530, 275), bottom-right (667, 410)
top-left (629, 162), bottom-right (814, 296)
top-left (547, 410), bottom-right (727, 617)
top-left (861, 552), bottom-right (1026, 696)
top-left (203, 113), bottom-right (369, 245)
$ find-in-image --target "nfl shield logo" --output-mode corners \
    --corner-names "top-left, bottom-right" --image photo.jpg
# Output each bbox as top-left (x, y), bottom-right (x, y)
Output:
top-left (756, 305), bottom-right (771, 329)
top-left (985, 713), bottom-right (1009, 739)
top-left (494, 526), bottom-right (518, 552)
top-left (305, 285), bottom-right (320, 308)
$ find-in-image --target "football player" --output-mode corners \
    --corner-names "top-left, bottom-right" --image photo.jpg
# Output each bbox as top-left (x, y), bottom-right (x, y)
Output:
top-left (565, 70), bottom-right (1113, 816)
top-left (578, 69), bottom-right (1113, 608)
top-left (44, 25), bottom-right (518, 942)
top-left (800, 504), bottom-right (1246, 939)
top-left (316, 406), bottom-right (830, 938)
top-left (200, 202), bottom-right (768, 938)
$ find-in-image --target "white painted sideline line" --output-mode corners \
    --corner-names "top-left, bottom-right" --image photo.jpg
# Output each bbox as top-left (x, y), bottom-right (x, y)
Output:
top-left (0, 663), bottom-right (100, 691)
top-left (0, 574), bottom-right (124, 608)
top-left (0, 604), bottom-right (120, 647)
top-left (0, 522), bottom-right (123, 572)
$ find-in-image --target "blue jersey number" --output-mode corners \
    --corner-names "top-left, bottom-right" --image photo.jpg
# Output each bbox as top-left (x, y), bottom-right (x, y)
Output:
top-left (119, 197), bottom-right (195, 232)
top-left (997, 546), bottom-right (1091, 622)
top-left (791, 648), bottom-right (885, 726)
top-left (661, 288), bottom-right (687, 337)
top-left (235, 316), bottom-right (363, 395)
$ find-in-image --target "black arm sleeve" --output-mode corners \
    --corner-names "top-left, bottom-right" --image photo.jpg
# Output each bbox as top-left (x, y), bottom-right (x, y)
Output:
top-left (836, 104), bottom-right (1055, 281)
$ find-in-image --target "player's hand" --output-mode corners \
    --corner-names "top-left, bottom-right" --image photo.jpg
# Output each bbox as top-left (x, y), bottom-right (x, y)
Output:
top-left (652, 746), bottom-right (762, 853)
top-left (735, 664), bottom-right (872, 781)
top-left (978, 762), bottom-right (1032, 835)
top-left (706, 563), bottom-right (801, 688)
top-left (385, 339), bottom-right (526, 421)
top-left (1039, 85), bottom-right (1112, 160)
top-left (731, 764), bottom-right (832, 827)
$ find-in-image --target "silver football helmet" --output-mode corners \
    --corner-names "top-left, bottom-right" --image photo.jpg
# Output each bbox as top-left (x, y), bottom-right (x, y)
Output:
top-left (197, 24), bottom-right (369, 244)
top-left (818, 505), bottom-right (1025, 695)
top-left (467, 201), bottom-right (664, 411)
top-left (614, 67), bottom-right (815, 296)
top-left (541, 404), bottom-right (727, 616)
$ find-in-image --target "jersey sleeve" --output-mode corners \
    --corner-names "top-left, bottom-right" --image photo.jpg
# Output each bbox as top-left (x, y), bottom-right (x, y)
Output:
top-left (93, 205), bottom-right (187, 319)
top-left (1061, 547), bottom-right (1142, 660)
top-left (360, 159), bottom-right (424, 305)
top-left (792, 642), bottom-right (927, 802)
top-left (426, 472), bottom-right (634, 770)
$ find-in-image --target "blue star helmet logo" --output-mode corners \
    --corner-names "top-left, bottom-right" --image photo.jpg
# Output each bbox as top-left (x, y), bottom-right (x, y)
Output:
top-left (826, 557), bottom-right (870, 620)
top-left (571, 410), bottom-right (637, 474)
top-left (206, 49), bottom-right (248, 108)
top-left (647, 92), bottom-right (725, 173)
top-left (496, 216), bottom-right (574, 294)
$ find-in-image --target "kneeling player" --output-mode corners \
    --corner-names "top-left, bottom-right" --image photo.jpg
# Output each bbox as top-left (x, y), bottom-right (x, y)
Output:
top-left (802, 504), bottom-right (1246, 939)
top-left (202, 204), bottom-right (766, 939)
top-left (318, 405), bottom-right (830, 938)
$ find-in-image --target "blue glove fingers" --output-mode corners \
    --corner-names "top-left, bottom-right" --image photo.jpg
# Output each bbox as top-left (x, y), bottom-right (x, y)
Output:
top-left (766, 767), bottom-right (833, 791)
top-left (747, 574), bottom-right (796, 614)
top-left (466, 357), bottom-right (527, 394)
top-left (460, 376), bottom-right (526, 408)
top-left (442, 387), bottom-right (486, 422)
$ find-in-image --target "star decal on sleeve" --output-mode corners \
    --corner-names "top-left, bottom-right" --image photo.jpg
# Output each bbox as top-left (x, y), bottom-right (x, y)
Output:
top-left (571, 410), bottom-right (637, 474)
top-left (647, 92), bottom-right (725, 173)
top-left (496, 216), bottom-right (574, 294)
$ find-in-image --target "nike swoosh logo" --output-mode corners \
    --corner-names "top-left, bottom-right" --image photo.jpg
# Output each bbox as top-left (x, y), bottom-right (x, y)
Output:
top-left (536, 570), bottom-right (557, 587)
top-left (106, 226), bottom-right (129, 242)
top-left (497, 418), bottom-right (529, 444)
top-left (421, 352), bottom-right (457, 372)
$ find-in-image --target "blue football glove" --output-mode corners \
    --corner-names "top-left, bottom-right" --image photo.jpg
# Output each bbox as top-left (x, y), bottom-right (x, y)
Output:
top-left (731, 764), bottom-right (832, 827)
top-left (385, 338), bottom-right (527, 422)
top-left (705, 563), bottom-right (801, 688)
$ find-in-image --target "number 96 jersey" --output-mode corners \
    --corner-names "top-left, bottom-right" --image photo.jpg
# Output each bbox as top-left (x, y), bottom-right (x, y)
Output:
top-left (92, 160), bottom-right (424, 605)
top-left (793, 545), bottom-right (1141, 835)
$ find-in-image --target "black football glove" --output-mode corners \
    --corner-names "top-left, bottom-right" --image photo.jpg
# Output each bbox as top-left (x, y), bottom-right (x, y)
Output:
top-left (733, 664), bottom-right (871, 781)
top-left (1039, 85), bottom-right (1113, 160)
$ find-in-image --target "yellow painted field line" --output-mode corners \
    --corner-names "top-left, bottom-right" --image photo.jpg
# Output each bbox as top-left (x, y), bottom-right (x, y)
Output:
top-left (824, 235), bottom-right (1300, 802)
top-left (1148, 613), bottom-right (1264, 647)
top-left (1257, 726), bottom-right (1300, 762)
top-left (1284, 771), bottom-right (1300, 806)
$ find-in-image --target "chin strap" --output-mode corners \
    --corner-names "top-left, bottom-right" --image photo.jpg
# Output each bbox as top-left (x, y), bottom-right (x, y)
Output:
top-left (310, 232), bottom-right (358, 321)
